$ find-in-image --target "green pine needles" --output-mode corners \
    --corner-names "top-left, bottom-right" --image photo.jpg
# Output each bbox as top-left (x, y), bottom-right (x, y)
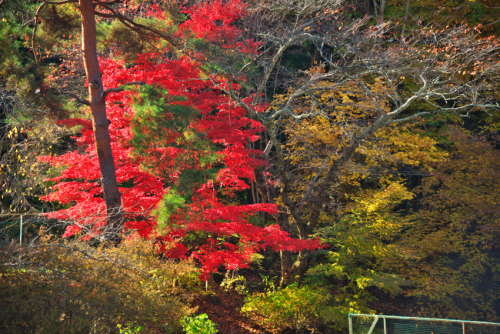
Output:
top-left (128, 85), bottom-right (221, 231)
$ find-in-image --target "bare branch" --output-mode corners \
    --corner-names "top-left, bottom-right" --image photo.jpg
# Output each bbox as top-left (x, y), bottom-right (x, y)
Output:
top-left (51, 90), bottom-right (91, 106)
top-left (253, 38), bottom-right (295, 107)
top-left (21, 18), bottom-right (35, 30)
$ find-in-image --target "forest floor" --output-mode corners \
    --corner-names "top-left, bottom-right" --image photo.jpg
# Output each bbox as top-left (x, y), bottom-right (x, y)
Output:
top-left (190, 270), bottom-right (274, 334)
top-left (191, 285), bottom-right (264, 334)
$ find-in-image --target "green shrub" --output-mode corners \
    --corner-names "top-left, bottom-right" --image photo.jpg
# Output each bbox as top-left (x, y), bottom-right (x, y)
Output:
top-left (220, 271), bottom-right (248, 294)
top-left (181, 314), bottom-right (218, 334)
top-left (241, 282), bottom-right (331, 331)
top-left (117, 322), bottom-right (144, 334)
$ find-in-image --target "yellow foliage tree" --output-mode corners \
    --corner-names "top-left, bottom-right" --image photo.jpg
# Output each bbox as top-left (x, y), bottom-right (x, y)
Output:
top-left (269, 68), bottom-right (448, 285)
top-left (307, 180), bottom-right (414, 329)
top-left (284, 76), bottom-right (447, 191)
top-left (280, 74), bottom-right (447, 227)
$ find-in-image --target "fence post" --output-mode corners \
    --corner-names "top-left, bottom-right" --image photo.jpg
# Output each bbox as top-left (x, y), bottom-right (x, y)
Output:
top-left (368, 317), bottom-right (379, 334)
top-left (349, 314), bottom-right (353, 334)
top-left (20, 215), bottom-right (23, 244)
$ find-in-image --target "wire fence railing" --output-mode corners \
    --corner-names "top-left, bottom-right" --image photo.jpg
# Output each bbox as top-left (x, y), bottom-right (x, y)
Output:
top-left (0, 207), bottom-right (150, 246)
top-left (349, 314), bottom-right (500, 334)
top-left (0, 213), bottom-right (53, 244)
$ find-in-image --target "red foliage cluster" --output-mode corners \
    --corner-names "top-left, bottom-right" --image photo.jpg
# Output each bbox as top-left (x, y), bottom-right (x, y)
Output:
top-left (179, 0), bottom-right (261, 53)
top-left (40, 1), bottom-right (323, 279)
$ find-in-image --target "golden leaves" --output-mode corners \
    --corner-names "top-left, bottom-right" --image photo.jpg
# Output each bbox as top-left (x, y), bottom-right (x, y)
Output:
top-left (283, 78), bottom-right (446, 191)
top-left (375, 126), bottom-right (448, 170)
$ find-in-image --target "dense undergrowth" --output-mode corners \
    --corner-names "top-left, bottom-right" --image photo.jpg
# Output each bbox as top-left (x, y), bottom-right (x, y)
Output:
top-left (0, 234), bottom-right (197, 333)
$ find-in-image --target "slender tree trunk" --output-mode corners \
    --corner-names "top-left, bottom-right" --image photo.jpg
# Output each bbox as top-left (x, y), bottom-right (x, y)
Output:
top-left (278, 215), bottom-right (301, 287)
top-left (401, 0), bottom-right (411, 43)
top-left (373, 0), bottom-right (379, 23)
top-left (372, 0), bottom-right (386, 24)
top-left (380, 0), bottom-right (386, 24)
top-left (80, 0), bottom-right (123, 241)
top-left (279, 210), bottom-right (294, 287)
top-left (206, 272), bottom-right (215, 290)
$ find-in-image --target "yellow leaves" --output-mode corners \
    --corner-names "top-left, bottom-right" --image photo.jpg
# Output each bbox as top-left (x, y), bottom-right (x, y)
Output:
top-left (282, 75), bottom-right (447, 199)
top-left (331, 181), bottom-right (414, 257)
top-left (375, 127), bottom-right (448, 170)
top-left (352, 181), bottom-right (414, 215)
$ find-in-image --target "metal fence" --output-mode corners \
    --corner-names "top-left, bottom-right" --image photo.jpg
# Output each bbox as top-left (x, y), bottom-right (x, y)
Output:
top-left (349, 314), bottom-right (500, 334)
top-left (0, 213), bottom-right (53, 244)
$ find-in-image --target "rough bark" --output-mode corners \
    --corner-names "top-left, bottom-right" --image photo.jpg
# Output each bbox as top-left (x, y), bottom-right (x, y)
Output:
top-left (80, 0), bottom-right (123, 241)
top-left (280, 250), bottom-right (311, 287)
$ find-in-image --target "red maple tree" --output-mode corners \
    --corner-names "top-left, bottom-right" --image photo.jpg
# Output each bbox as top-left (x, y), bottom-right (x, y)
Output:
top-left (40, 0), bottom-right (323, 279)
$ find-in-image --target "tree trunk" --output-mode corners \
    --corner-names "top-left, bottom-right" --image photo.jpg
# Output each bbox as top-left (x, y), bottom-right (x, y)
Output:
top-left (291, 249), bottom-right (311, 280)
top-left (373, 0), bottom-right (386, 24)
top-left (280, 249), bottom-right (312, 287)
top-left (277, 215), bottom-right (313, 287)
top-left (280, 250), bottom-right (293, 287)
top-left (401, 0), bottom-right (411, 43)
top-left (380, 0), bottom-right (386, 24)
top-left (206, 272), bottom-right (215, 290)
top-left (80, 0), bottom-right (123, 242)
top-left (373, 0), bottom-right (379, 23)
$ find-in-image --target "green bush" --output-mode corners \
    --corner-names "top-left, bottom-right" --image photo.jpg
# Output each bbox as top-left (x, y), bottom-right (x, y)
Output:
top-left (241, 282), bottom-right (331, 331)
top-left (117, 322), bottom-right (144, 334)
top-left (220, 271), bottom-right (248, 294)
top-left (180, 314), bottom-right (218, 334)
